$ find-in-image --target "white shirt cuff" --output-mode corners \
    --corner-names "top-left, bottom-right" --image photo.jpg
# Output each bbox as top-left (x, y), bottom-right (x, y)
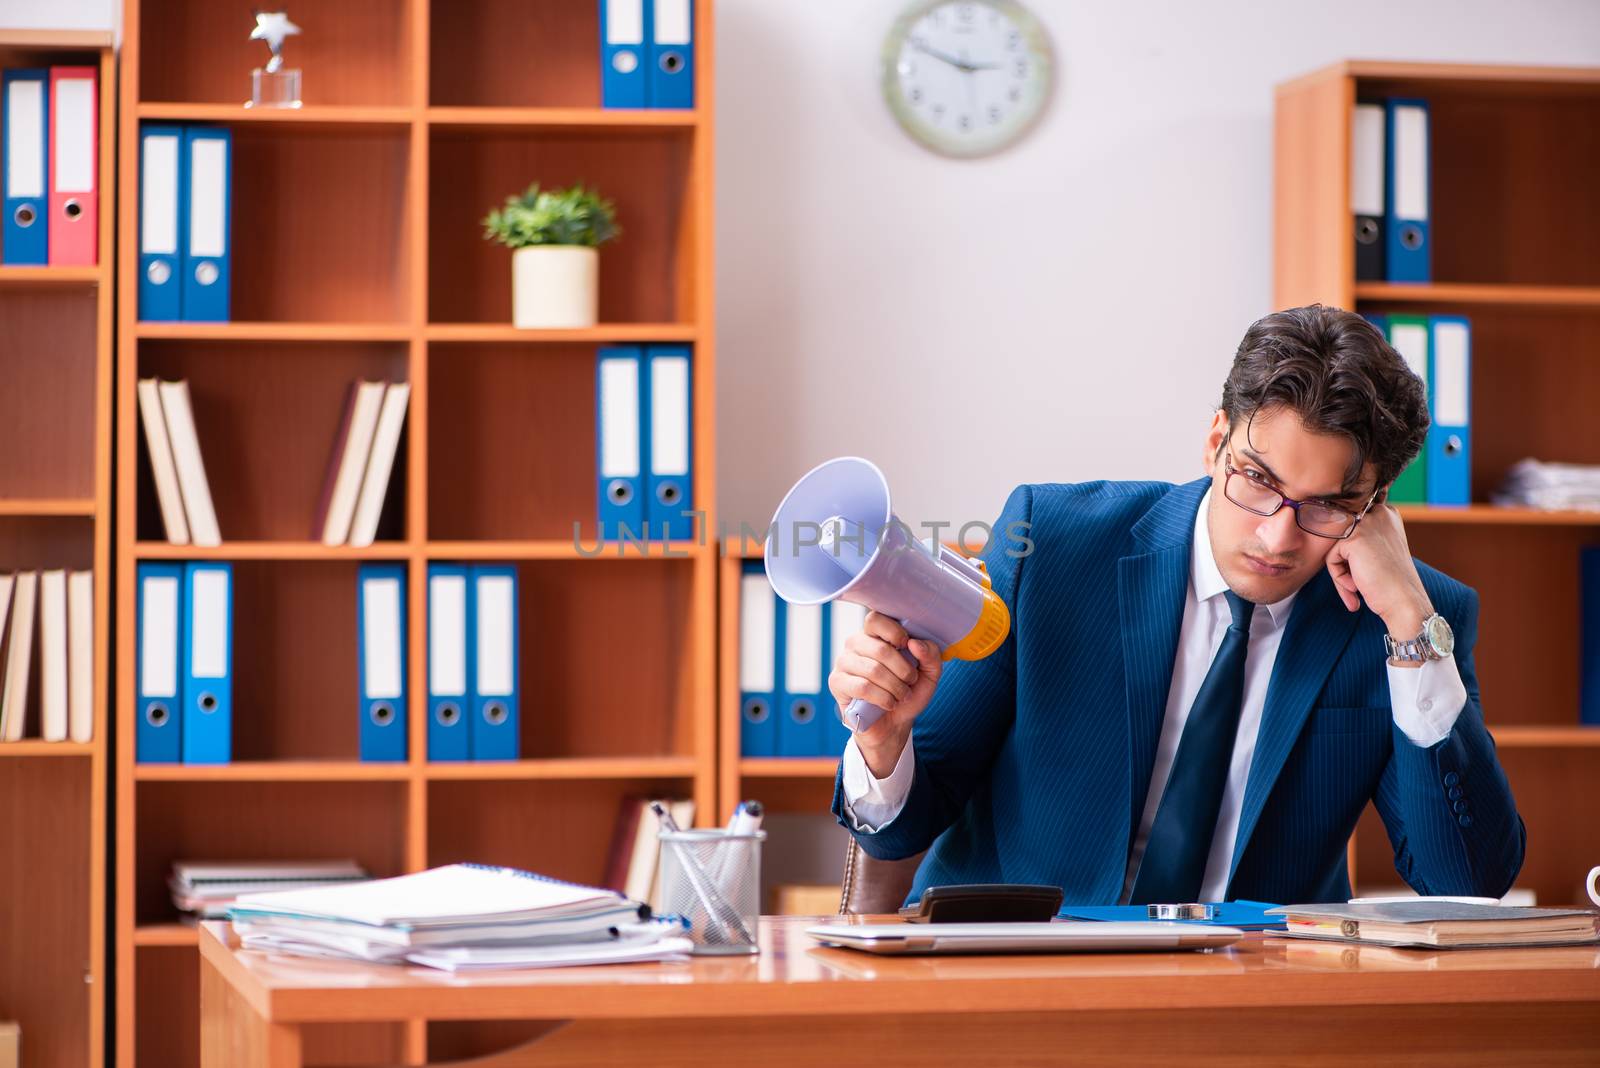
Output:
top-left (1387, 653), bottom-right (1468, 748)
top-left (840, 735), bottom-right (917, 833)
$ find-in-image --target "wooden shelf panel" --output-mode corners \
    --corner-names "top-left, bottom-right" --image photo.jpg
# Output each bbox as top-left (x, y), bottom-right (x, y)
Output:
top-left (135, 542), bottom-right (413, 561)
top-left (0, 515), bottom-right (94, 572)
top-left (137, 103), bottom-right (414, 128)
top-left (133, 923), bottom-right (199, 947)
top-left (424, 756), bottom-right (698, 781)
top-left (740, 758), bottom-right (841, 779)
top-left (0, 760), bottom-right (93, 1067)
top-left (0, 265), bottom-right (102, 286)
top-left (428, 128), bottom-right (695, 325)
top-left (135, 761), bottom-right (413, 782)
top-left (0, 498), bottom-right (96, 517)
top-left (0, 29), bottom-right (113, 48)
top-left (1356, 283), bottom-right (1600, 309)
top-left (0, 288), bottom-right (99, 498)
top-left (135, 340), bottom-right (411, 543)
top-left (136, 322), bottom-right (413, 342)
top-left (428, 106), bottom-right (699, 130)
top-left (426, 540), bottom-right (705, 561)
top-left (137, 0), bottom-right (413, 107)
top-left (1492, 727), bottom-right (1600, 747)
top-left (1395, 506), bottom-right (1600, 527)
top-left (0, 741), bottom-right (95, 756)
top-left (425, 323), bottom-right (697, 344)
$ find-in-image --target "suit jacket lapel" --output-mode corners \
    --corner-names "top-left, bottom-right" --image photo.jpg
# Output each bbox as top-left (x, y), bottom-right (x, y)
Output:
top-left (1227, 569), bottom-right (1361, 883)
top-left (1117, 479), bottom-right (1208, 871)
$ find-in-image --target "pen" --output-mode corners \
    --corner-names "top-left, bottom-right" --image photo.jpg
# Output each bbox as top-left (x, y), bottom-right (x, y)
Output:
top-left (649, 802), bottom-right (754, 947)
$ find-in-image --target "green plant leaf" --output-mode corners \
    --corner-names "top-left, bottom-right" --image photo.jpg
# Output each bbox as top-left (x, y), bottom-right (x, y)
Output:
top-left (481, 182), bottom-right (621, 249)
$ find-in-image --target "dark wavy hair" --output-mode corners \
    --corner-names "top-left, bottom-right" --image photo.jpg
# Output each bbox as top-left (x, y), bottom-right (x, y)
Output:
top-left (1219, 305), bottom-right (1429, 494)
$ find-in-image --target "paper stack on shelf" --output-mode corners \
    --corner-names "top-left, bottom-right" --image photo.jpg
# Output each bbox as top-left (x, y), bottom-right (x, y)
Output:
top-left (229, 863), bottom-right (692, 971)
top-left (1493, 459), bottom-right (1600, 512)
top-left (171, 860), bottom-right (370, 920)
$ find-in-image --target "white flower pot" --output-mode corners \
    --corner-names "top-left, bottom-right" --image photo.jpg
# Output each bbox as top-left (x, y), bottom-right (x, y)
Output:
top-left (511, 245), bottom-right (599, 329)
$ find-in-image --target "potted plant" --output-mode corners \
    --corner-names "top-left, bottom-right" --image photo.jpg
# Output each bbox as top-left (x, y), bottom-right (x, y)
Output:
top-left (482, 183), bottom-right (620, 329)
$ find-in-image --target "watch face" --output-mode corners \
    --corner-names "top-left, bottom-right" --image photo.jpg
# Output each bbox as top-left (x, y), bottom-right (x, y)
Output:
top-left (1425, 614), bottom-right (1455, 657)
top-left (881, 0), bottom-right (1055, 158)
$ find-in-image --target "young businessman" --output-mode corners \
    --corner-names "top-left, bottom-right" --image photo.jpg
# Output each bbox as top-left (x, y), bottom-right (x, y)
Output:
top-left (830, 304), bottom-right (1524, 905)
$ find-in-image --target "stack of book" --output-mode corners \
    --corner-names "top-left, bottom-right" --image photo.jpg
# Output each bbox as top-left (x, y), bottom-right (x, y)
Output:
top-left (1267, 901), bottom-right (1600, 949)
top-left (170, 860), bottom-right (369, 920)
top-left (0, 570), bottom-right (94, 743)
top-left (229, 863), bottom-right (692, 971)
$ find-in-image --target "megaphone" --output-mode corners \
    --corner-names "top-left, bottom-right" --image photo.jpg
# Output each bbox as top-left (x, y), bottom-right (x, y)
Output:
top-left (763, 457), bottom-right (1011, 733)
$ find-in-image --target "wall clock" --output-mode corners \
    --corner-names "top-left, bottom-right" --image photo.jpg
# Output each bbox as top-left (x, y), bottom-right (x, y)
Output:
top-left (881, 0), bottom-right (1055, 158)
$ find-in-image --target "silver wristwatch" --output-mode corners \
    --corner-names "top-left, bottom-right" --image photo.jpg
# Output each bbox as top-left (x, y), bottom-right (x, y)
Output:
top-left (1384, 612), bottom-right (1454, 663)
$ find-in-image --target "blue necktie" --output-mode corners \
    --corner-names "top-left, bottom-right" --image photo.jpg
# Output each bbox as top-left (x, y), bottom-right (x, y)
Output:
top-left (1130, 589), bottom-right (1255, 904)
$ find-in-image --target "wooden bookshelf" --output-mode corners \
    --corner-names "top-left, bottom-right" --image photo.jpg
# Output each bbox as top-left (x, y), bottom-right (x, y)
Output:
top-left (114, 2), bottom-right (717, 1065)
top-left (0, 34), bottom-right (114, 1068)
top-left (1275, 60), bottom-right (1600, 905)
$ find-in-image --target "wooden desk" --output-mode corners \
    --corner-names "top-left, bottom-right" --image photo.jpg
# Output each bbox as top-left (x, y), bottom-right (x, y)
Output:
top-left (199, 917), bottom-right (1600, 1067)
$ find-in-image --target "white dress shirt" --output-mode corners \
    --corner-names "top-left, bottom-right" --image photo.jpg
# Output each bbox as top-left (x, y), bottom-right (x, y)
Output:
top-left (842, 487), bottom-right (1469, 901)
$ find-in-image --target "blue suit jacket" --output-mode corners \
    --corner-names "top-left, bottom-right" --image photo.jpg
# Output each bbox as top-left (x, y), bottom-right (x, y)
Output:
top-left (833, 478), bottom-right (1525, 905)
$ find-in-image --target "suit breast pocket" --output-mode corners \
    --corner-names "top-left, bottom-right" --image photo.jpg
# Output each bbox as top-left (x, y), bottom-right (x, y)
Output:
top-left (1306, 705), bottom-right (1392, 736)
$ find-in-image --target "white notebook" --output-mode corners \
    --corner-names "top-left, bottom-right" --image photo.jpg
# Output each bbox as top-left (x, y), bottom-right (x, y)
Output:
top-left (233, 864), bottom-right (627, 930)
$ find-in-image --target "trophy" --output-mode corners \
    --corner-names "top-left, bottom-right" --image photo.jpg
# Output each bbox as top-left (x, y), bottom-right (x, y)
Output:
top-left (247, 11), bottom-right (302, 108)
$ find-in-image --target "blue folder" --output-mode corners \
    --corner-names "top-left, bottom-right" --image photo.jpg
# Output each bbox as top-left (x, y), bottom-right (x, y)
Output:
top-left (136, 563), bottom-right (185, 763)
top-left (648, 0), bottom-right (695, 109)
top-left (2, 69), bottom-right (49, 264)
top-left (469, 564), bottom-right (520, 761)
top-left (777, 601), bottom-right (829, 757)
top-left (600, 0), bottom-right (649, 108)
top-left (181, 562), bottom-right (233, 764)
top-left (645, 345), bottom-right (694, 541)
top-left (597, 346), bottom-right (646, 541)
top-left (357, 564), bottom-right (408, 762)
top-left (138, 124), bottom-right (185, 320)
top-left (1059, 901), bottom-right (1285, 931)
top-left (180, 125), bottom-right (231, 321)
top-left (1425, 316), bottom-right (1471, 506)
top-left (739, 561), bottom-right (780, 758)
top-left (427, 563), bottom-right (473, 761)
top-left (1384, 98), bottom-right (1430, 283)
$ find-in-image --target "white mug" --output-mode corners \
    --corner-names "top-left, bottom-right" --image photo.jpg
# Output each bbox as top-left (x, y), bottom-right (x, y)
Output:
top-left (1589, 866), bottom-right (1600, 909)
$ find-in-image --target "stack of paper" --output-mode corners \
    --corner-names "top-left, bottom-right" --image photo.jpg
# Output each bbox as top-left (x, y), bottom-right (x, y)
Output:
top-left (1494, 459), bottom-right (1600, 512)
top-left (1267, 901), bottom-right (1600, 949)
top-left (171, 860), bottom-right (369, 919)
top-left (229, 863), bottom-right (693, 971)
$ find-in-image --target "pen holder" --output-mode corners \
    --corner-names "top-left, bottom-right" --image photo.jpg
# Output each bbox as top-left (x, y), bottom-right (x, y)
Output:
top-left (657, 829), bottom-right (765, 955)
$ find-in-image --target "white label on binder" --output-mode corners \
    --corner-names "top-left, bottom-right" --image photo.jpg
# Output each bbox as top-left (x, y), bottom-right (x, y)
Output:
top-left (1389, 322), bottom-right (1428, 384)
top-left (1394, 105), bottom-right (1428, 221)
top-left (608, 0), bottom-right (644, 44)
top-left (190, 138), bottom-right (227, 258)
top-left (1433, 322), bottom-right (1469, 426)
top-left (55, 77), bottom-right (94, 193)
top-left (8, 80), bottom-right (43, 198)
top-left (363, 577), bottom-right (403, 700)
top-left (650, 355), bottom-right (689, 476)
top-left (430, 575), bottom-right (466, 696)
top-left (830, 601), bottom-right (868, 666)
top-left (655, 0), bottom-right (691, 45)
top-left (785, 603), bottom-right (823, 693)
top-left (142, 134), bottom-right (178, 254)
top-left (599, 357), bottom-right (640, 478)
top-left (1350, 104), bottom-right (1384, 216)
top-left (141, 576), bottom-right (179, 698)
top-left (739, 574), bottom-right (775, 691)
top-left (191, 569), bottom-right (229, 679)
top-left (476, 575), bottom-right (515, 697)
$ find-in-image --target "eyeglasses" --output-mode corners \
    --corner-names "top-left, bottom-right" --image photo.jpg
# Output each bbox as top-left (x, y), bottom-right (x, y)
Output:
top-left (1222, 454), bottom-right (1379, 540)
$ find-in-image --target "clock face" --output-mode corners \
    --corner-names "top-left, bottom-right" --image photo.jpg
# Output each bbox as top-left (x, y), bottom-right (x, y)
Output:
top-left (882, 0), bottom-right (1054, 158)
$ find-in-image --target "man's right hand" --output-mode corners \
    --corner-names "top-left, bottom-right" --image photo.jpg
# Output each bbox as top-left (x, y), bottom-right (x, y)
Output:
top-left (828, 611), bottom-right (944, 778)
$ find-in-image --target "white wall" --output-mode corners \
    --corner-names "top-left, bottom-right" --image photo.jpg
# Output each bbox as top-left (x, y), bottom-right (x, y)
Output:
top-left (0, 0), bottom-right (116, 34)
top-left (713, 0), bottom-right (1600, 537)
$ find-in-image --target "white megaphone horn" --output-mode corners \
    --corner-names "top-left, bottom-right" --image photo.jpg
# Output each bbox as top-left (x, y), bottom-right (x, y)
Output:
top-left (763, 457), bottom-right (1011, 733)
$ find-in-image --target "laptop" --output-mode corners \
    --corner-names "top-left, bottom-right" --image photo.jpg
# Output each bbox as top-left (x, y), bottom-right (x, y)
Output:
top-left (805, 920), bottom-right (1244, 955)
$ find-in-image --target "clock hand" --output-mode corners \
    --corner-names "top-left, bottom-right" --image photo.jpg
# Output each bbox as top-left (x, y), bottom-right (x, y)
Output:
top-left (910, 39), bottom-right (972, 72)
